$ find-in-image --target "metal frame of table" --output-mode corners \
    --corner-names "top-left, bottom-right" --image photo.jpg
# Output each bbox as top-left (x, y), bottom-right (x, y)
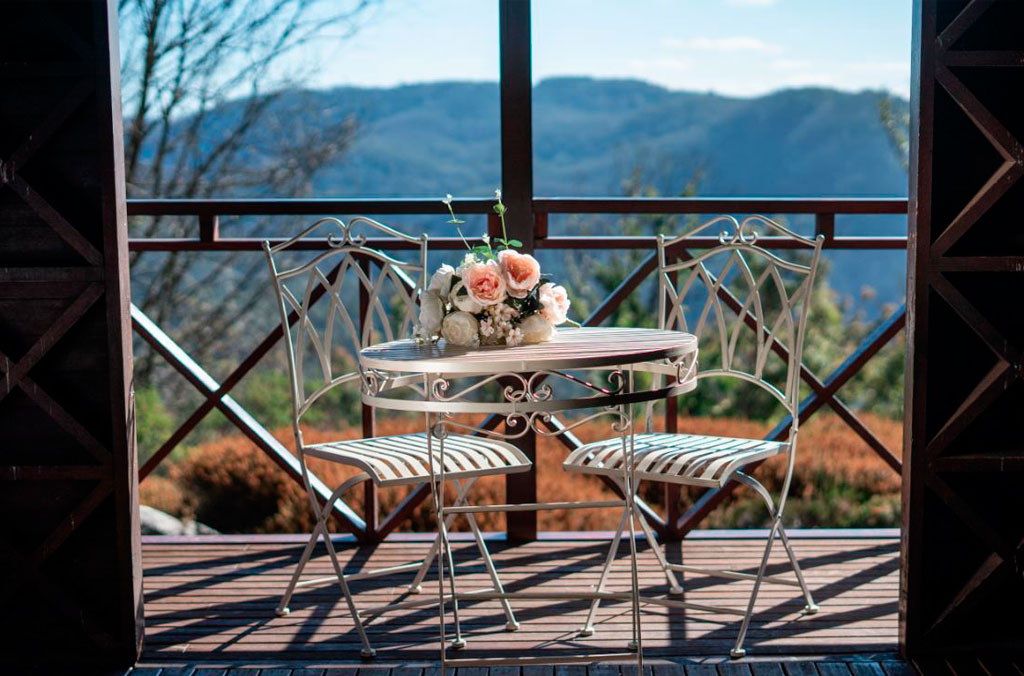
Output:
top-left (359, 327), bottom-right (699, 669)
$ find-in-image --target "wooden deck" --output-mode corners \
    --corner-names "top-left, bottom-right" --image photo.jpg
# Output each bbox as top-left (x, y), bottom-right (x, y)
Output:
top-left (140, 530), bottom-right (900, 667)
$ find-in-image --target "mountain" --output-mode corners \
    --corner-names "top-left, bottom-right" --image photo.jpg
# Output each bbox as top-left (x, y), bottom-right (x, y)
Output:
top-left (189, 77), bottom-right (912, 305)
top-left (290, 77), bottom-right (908, 198)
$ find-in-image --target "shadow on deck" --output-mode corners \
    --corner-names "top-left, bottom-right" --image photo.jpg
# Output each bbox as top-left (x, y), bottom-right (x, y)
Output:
top-left (139, 529), bottom-right (900, 668)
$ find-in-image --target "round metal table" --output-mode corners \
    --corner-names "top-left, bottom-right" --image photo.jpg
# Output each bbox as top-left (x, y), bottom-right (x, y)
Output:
top-left (358, 326), bottom-right (698, 669)
top-left (360, 326), bottom-right (698, 414)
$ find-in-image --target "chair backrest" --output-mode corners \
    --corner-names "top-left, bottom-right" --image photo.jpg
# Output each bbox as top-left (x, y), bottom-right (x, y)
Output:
top-left (263, 217), bottom-right (427, 429)
top-left (657, 215), bottom-right (824, 424)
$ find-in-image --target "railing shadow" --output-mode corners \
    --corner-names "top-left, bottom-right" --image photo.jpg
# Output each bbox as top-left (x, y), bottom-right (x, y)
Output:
top-left (142, 535), bottom-right (899, 660)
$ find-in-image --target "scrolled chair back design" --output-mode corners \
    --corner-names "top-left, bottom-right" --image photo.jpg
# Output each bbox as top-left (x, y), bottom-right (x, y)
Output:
top-left (657, 214), bottom-right (824, 420)
top-left (262, 217), bottom-right (427, 428)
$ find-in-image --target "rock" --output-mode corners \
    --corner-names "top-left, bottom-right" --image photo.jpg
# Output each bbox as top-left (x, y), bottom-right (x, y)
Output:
top-left (140, 504), bottom-right (219, 535)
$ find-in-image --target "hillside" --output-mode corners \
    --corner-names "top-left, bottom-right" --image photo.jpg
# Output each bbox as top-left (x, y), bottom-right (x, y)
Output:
top-left (172, 77), bottom-right (911, 304)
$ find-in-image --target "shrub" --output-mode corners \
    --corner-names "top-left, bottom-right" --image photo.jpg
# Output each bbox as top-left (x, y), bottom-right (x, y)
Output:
top-left (138, 475), bottom-right (189, 518)
top-left (135, 386), bottom-right (176, 464)
top-left (142, 412), bottom-right (903, 533)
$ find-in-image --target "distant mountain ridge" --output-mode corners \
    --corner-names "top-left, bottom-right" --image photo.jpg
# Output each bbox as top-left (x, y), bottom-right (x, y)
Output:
top-left (195, 77), bottom-right (911, 304)
top-left (285, 77), bottom-right (908, 199)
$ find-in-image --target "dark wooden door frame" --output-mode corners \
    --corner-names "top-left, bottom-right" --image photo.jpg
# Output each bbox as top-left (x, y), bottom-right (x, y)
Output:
top-left (0, 0), bottom-right (141, 668)
top-left (902, 0), bottom-right (1024, 658)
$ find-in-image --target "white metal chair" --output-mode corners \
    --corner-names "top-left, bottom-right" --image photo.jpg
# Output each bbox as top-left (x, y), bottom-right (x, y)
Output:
top-left (563, 214), bottom-right (824, 658)
top-left (262, 217), bottom-right (530, 658)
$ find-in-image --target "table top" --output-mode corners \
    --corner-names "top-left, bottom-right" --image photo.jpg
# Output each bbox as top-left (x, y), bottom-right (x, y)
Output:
top-left (359, 326), bottom-right (697, 375)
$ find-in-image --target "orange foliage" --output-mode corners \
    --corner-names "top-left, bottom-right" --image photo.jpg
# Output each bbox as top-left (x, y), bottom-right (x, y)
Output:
top-left (148, 413), bottom-right (903, 533)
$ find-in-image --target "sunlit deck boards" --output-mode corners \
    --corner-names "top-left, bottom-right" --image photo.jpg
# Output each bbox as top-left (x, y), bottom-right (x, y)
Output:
top-left (141, 531), bottom-right (899, 663)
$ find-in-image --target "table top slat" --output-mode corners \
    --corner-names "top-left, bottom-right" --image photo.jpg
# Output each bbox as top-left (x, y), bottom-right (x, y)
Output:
top-left (359, 327), bottom-right (697, 374)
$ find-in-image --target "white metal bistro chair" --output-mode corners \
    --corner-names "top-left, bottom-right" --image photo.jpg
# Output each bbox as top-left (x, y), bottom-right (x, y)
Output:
top-left (262, 217), bottom-right (530, 658)
top-left (563, 214), bottom-right (824, 658)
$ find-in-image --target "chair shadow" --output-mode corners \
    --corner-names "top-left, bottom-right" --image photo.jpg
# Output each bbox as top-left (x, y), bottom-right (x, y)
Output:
top-left (141, 536), bottom-right (900, 660)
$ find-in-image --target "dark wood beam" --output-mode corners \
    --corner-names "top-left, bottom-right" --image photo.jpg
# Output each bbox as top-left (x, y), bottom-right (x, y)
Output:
top-left (0, 0), bottom-right (142, 668)
top-left (500, 0), bottom-right (537, 541)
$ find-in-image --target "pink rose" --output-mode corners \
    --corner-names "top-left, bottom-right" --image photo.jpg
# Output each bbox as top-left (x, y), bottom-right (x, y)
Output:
top-left (462, 260), bottom-right (507, 306)
top-left (498, 249), bottom-right (541, 299)
top-left (538, 282), bottom-right (571, 325)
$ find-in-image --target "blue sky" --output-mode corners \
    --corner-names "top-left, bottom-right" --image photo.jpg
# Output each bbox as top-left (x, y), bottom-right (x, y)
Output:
top-left (312, 0), bottom-right (912, 98)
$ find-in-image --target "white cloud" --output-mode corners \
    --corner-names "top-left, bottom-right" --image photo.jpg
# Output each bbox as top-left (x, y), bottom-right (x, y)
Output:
top-left (663, 36), bottom-right (782, 54)
top-left (627, 57), bottom-right (694, 73)
top-left (770, 58), bottom-right (813, 70)
top-left (725, 0), bottom-right (777, 6)
top-left (845, 60), bottom-right (910, 73)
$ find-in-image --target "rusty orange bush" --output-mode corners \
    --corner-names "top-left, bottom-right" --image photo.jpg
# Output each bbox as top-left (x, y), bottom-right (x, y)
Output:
top-left (146, 413), bottom-right (903, 533)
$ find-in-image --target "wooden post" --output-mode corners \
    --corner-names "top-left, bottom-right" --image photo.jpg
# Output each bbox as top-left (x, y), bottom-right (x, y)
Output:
top-left (358, 256), bottom-right (379, 538)
top-left (902, 0), bottom-right (1024, 658)
top-left (500, 0), bottom-right (538, 542)
top-left (0, 0), bottom-right (142, 668)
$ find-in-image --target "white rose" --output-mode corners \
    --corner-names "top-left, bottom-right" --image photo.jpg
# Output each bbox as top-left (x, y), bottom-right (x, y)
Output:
top-left (441, 311), bottom-right (480, 347)
top-left (449, 280), bottom-right (484, 313)
top-left (418, 290), bottom-right (445, 336)
top-left (519, 313), bottom-right (555, 344)
top-left (428, 264), bottom-right (455, 297)
top-left (538, 282), bottom-right (571, 325)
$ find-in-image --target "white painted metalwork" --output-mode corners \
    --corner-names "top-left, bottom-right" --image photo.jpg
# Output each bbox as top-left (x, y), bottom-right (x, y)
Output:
top-left (357, 327), bottom-right (699, 670)
top-left (563, 214), bottom-right (825, 659)
top-left (262, 218), bottom-right (529, 658)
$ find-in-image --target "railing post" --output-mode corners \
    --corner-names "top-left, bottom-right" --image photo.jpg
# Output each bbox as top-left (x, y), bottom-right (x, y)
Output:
top-left (358, 256), bottom-right (379, 538)
top-left (199, 212), bottom-right (219, 243)
top-left (662, 264), bottom-right (683, 540)
top-left (814, 212), bottom-right (835, 243)
top-left (500, 0), bottom-right (537, 541)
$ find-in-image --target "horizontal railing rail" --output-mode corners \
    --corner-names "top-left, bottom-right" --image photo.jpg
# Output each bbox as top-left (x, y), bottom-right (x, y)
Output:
top-left (126, 197), bottom-right (908, 251)
top-left (127, 196), bottom-right (909, 542)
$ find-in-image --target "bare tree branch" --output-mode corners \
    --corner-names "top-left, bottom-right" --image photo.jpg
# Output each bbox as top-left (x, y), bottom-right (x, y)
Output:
top-left (121, 0), bottom-right (379, 384)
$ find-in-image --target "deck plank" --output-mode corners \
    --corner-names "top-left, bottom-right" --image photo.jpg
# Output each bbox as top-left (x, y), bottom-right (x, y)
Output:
top-left (750, 665), bottom-right (786, 676)
top-left (847, 664), bottom-right (885, 676)
top-left (817, 665), bottom-right (852, 676)
top-left (782, 664), bottom-right (819, 676)
top-left (719, 664), bottom-right (753, 676)
top-left (140, 536), bottom-right (899, 664)
top-left (880, 662), bottom-right (915, 676)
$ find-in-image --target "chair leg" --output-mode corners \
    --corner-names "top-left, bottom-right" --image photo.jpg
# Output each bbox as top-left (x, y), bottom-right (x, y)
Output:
top-left (275, 520), bottom-right (325, 616)
top-left (778, 523), bottom-right (819, 613)
top-left (730, 519), bottom-right (780, 659)
top-left (618, 481), bottom-right (683, 594)
top-left (437, 497), bottom-right (466, 650)
top-left (409, 478), bottom-right (475, 593)
top-left (321, 527), bottom-right (377, 659)
top-left (465, 508), bottom-right (519, 631)
top-left (579, 507), bottom-right (628, 637)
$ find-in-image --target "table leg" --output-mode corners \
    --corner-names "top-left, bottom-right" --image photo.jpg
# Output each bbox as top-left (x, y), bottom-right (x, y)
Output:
top-left (622, 366), bottom-right (644, 670)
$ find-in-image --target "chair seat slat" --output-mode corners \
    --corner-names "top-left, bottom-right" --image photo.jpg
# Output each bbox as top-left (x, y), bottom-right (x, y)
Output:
top-left (564, 432), bottom-right (788, 488)
top-left (308, 433), bottom-right (531, 487)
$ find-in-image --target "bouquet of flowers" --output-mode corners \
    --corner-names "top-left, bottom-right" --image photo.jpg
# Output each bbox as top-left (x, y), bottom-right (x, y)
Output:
top-left (416, 190), bottom-right (575, 347)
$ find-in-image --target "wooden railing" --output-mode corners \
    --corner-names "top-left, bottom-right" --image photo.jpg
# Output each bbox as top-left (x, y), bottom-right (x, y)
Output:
top-left (127, 196), bottom-right (908, 542)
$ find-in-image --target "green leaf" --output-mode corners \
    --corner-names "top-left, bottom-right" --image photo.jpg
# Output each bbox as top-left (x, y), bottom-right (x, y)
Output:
top-left (507, 239), bottom-right (523, 247)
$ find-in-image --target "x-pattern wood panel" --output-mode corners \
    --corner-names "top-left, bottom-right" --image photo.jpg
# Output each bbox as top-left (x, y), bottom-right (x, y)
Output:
top-left (0, 0), bottom-right (136, 660)
top-left (907, 0), bottom-right (1024, 650)
top-left (0, 79), bottom-right (103, 266)
top-left (931, 64), bottom-right (1023, 257)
